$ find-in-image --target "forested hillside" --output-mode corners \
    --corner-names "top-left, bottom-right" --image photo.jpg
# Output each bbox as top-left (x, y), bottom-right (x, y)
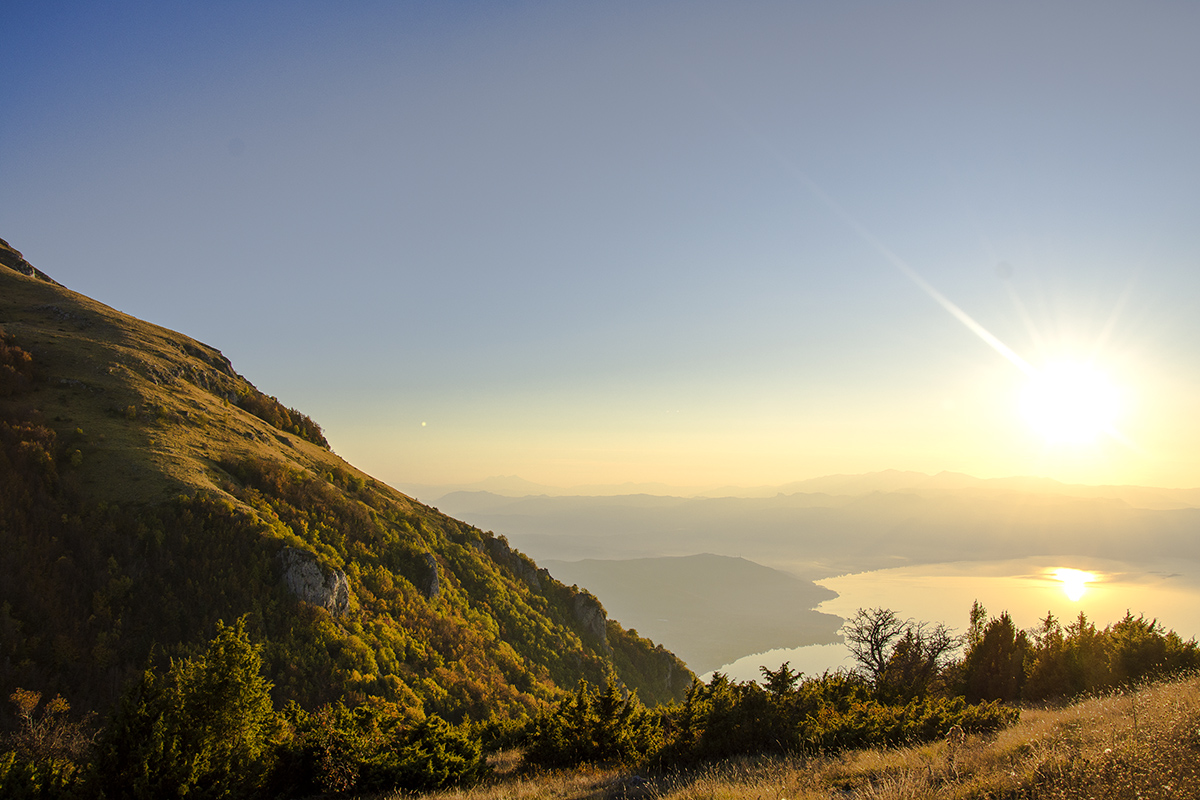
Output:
top-left (0, 238), bottom-right (690, 731)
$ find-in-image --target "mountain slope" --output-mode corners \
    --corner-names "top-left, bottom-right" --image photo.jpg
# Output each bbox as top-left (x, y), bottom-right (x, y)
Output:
top-left (0, 239), bottom-right (691, 722)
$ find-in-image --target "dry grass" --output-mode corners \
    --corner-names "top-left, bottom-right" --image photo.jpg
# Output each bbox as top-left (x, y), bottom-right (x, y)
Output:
top-left (396, 674), bottom-right (1200, 800)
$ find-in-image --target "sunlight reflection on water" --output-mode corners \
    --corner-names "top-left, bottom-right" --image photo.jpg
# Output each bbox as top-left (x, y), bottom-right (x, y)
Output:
top-left (704, 557), bottom-right (1200, 684)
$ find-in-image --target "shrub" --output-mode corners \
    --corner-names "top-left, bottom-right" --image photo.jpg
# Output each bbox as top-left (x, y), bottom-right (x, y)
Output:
top-left (276, 699), bottom-right (485, 795)
top-left (90, 617), bottom-right (280, 799)
top-left (524, 680), bottom-right (662, 768)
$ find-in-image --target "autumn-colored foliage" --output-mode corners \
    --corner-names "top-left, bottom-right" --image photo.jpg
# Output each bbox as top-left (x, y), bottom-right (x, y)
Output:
top-left (235, 388), bottom-right (330, 448)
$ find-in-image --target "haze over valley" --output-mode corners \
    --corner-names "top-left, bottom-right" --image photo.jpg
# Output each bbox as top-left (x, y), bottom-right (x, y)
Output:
top-left (427, 474), bottom-right (1200, 679)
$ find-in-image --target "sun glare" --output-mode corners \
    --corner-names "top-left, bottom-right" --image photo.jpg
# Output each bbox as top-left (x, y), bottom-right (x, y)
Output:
top-left (1020, 362), bottom-right (1120, 444)
top-left (1051, 567), bottom-right (1096, 602)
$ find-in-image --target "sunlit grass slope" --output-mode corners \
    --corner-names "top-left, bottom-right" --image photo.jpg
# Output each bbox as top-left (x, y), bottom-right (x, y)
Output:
top-left (0, 238), bottom-right (340, 505)
top-left (411, 673), bottom-right (1200, 800)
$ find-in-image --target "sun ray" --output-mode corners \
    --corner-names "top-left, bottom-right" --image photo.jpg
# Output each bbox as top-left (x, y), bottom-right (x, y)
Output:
top-left (793, 173), bottom-right (1037, 376)
top-left (998, 264), bottom-right (1047, 355)
top-left (787, 174), bottom-right (1140, 450)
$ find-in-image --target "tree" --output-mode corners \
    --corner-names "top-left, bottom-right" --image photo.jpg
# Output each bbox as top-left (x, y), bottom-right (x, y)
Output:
top-left (6, 689), bottom-right (93, 765)
top-left (877, 621), bottom-right (956, 701)
top-left (92, 617), bottom-right (280, 798)
top-left (760, 661), bottom-right (802, 697)
top-left (967, 600), bottom-right (988, 649)
top-left (1109, 612), bottom-right (1168, 684)
top-left (963, 612), bottom-right (1028, 703)
top-left (1024, 612), bottom-right (1072, 701)
top-left (523, 679), bottom-right (661, 768)
top-left (0, 689), bottom-right (93, 797)
top-left (843, 608), bottom-right (906, 685)
top-left (843, 608), bottom-right (957, 699)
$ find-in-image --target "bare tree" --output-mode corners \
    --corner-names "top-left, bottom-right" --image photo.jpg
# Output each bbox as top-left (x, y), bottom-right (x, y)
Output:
top-left (843, 608), bottom-right (959, 697)
top-left (842, 607), bottom-right (906, 684)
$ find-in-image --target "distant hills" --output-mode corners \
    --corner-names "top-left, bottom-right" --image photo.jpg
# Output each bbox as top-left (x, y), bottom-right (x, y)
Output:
top-left (428, 473), bottom-right (1200, 678)
top-left (433, 484), bottom-right (1200, 579)
top-left (405, 468), bottom-right (1200, 510)
top-left (0, 237), bottom-right (691, 720)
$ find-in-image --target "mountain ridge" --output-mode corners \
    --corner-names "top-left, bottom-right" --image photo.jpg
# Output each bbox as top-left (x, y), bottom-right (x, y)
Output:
top-left (0, 243), bottom-right (692, 722)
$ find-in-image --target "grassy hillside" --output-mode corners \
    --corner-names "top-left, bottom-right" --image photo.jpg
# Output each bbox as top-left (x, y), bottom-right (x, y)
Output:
top-left (0, 239), bottom-right (691, 727)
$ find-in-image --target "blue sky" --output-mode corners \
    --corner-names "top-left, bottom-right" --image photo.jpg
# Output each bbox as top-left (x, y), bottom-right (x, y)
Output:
top-left (4, 1), bottom-right (1200, 489)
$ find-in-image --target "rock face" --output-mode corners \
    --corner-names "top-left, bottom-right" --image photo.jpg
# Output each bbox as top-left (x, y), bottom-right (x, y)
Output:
top-left (573, 591), bottom-right (609, 650)
top-left (0, 238), bottom-right (59, 285)
top-left (423, 553), bottom-right (440, 600)
top-left (278, 546), bottom-right (350, 617)
top-left (483, 535), bottom-right (544, 590)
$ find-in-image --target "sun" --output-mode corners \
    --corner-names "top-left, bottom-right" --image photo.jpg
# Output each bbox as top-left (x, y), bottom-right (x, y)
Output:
top-left (1020, 361), bottom-right (1120, 444)
top-left (1051, 568), bottom-right (1097, 602)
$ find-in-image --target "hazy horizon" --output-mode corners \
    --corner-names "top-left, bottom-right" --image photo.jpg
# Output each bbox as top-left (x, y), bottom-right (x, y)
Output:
top-left (400, 467), bottom-right (1200, 504)
top-left (5, 3), bottom-right (1200, 490)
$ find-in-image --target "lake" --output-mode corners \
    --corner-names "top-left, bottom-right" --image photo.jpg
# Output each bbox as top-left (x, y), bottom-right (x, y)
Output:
top-left (703, 556), bottom-right (1200, 683)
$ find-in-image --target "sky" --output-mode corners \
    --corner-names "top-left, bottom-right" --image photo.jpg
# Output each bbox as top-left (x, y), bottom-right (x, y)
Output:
top-left (4, 1), bottom-right (1200, 491)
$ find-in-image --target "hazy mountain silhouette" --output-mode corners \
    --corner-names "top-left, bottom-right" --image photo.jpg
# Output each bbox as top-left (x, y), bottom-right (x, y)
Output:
top-left (414, 469), bottom-right (1200, 509)
top-left (542, 554), bottom-right (841, 673)
top-left (435, 487), bottom-right (1200, 579)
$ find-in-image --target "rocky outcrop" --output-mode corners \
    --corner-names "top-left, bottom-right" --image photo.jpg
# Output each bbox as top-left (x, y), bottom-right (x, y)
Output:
top-left (423, 553), bottom-right (440, 599)
top-left (278, 546), bottom-right (350, 617)
top-left (573, 591), bottom-right (609, 650)
top-left (0, 238), bottom-right (59, 285)
top-left (483, 535), bottom-right (543, 590)
top-left (660, 646), bottom-right (677, 694)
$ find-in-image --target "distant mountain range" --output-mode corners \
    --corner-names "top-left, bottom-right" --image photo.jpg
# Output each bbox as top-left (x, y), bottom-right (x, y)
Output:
top-left (403, 469), bottom-right (1200, 511)
top-left (433, 484), bottom-right (1200, 580)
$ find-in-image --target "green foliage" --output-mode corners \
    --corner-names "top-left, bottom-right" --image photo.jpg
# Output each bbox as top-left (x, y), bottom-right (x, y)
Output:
top-left (0, 327), bottom-right (691, 740)
top-left (273, 698), bottom-right (484, 795)
top-left (843, 607), bottom-right (957, 701)
top-left (90, 617), bottom-right (280, 799)
top-left (659, 668), bottom-right (1016, 763)
top-left (0, 388), bottom-right (688, 729)
top-left (801, 693), bottom-right (1017, 753)
top-left (524, 680), bottom-right (662, 768)
top-left (962, 612), bottom-right (1029, 703)
top-left (605, 623), bottom-right (691, 708)
top-left (533, 669), bottom-right (1019, 771)
top-left (0, 750), bottom-right (83, 799)
top-left (526, 600), bottom-right (1200, 773)
top-left (1021, 609), bottom-right (1199, 701)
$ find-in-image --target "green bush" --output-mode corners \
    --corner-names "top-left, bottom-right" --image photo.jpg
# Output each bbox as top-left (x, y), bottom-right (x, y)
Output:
top-left (524, 680), bottom-right (662, 768)
top-left (90, 618), bottom-right (280, 799)
top-left (275, 698), bottom-right (484, 795)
